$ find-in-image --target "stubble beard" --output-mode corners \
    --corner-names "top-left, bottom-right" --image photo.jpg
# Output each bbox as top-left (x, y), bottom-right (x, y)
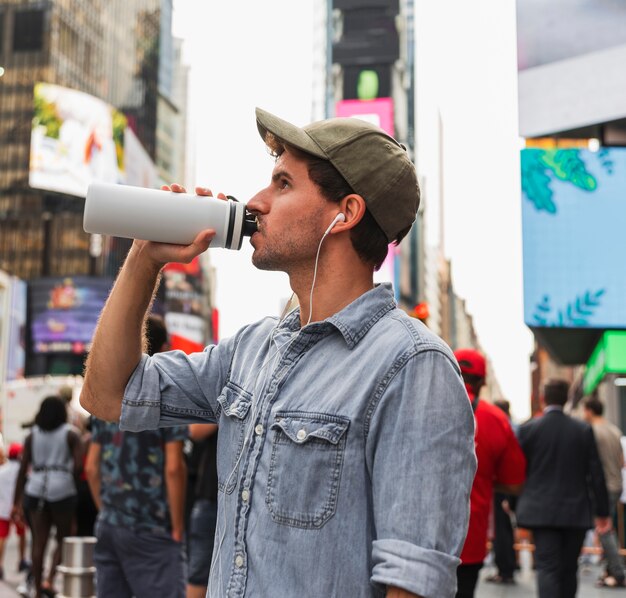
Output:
top-left (251, 227), bottom-right (322, 273)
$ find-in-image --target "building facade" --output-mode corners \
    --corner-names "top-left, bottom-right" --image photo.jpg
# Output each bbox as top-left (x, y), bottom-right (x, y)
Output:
top-left (0, 0), bottom-right (180, 375)
top-left (517, 0), bottom-right (626, 418)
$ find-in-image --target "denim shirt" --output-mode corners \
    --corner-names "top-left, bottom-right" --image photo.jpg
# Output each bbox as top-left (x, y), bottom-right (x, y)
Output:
top-left (121, 284), bottom-right (476, 597)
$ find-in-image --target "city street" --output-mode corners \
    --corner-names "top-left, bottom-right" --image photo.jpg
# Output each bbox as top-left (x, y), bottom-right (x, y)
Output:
top-left (0, 533), bottom-right (620, 597)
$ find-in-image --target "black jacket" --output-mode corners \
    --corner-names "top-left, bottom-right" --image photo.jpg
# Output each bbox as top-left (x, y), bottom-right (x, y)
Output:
top-left (516, 409), bottom-right (609, 529)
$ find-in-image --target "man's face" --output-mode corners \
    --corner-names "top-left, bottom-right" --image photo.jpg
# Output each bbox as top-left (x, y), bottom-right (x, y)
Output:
top-left (246, 149), bottom-right (334, 272)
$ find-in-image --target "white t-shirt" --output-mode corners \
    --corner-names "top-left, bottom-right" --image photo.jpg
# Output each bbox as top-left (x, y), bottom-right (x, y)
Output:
top-left (0, 460), bottom-right (21, 519)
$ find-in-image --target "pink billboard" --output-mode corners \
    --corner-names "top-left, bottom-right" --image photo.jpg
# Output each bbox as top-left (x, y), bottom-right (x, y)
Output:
top-left (335, 98), bottom-right (395, 136)
top-left (335, 98), bottom-right (397, 292)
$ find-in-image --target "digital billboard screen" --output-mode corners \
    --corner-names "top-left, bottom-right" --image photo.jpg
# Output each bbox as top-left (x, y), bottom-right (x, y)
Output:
top-left (29, 276), bottom-right (114, 353)
top-left (29, 83), bottom-right (157, 197)
top-left (522, 147), bottom-right (626, 329)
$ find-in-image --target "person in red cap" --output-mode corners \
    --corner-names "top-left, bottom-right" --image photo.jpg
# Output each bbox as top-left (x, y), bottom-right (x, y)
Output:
top-left (453, 348), bottom-right (526, 598)
top-left (0, 443), bottom-right (29, 581)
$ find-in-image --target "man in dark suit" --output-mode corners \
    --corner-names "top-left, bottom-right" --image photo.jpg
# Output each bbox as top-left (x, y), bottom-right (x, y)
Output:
top-left (516, 379), bottom-right (611, 598)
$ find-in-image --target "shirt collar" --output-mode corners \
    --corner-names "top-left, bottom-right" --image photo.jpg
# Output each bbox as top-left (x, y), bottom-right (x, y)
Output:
top-left (279, 283), bottom-right (397, 349)
top-left (544, 405), bottom-right (564, 414)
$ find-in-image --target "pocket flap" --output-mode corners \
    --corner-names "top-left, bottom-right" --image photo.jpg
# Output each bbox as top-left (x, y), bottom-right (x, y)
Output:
top-left (217, 383), bottom-right (252, 420)
top-left (271, 412), bottom-right (349, 445)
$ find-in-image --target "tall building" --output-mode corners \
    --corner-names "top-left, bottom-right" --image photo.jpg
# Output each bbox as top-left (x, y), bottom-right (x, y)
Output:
top-left (0, 0), bottom-right (178, 375)
top-left (313, 0), bottom-right (493, 391)
top-left (156, 36), bottom-right (188, 185)
top-left (0, 0), bottom-right (166, 280)
top-left (326, 0), bottom-right (425, 307)
top-left (516, 0), bottom-right (626, 421)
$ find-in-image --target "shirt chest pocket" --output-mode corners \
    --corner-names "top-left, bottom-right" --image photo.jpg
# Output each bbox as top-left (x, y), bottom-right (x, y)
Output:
top-left (266, 411), bottom-right (350, 529)
top-left (217, 382), bottom-right (253, 494)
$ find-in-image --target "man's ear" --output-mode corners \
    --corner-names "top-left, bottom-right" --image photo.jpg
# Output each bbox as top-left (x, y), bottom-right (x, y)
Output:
top-left (331, 194), bottom-right (366, 234)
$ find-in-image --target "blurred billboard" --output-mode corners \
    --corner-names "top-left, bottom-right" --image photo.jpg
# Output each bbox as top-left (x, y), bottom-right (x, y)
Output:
top-left (522, 147), bottom-right (626, 330)
top-left (29, 276), bottom-right (114, 353)
top-left (29, 83), bottom-right (157, 198)
top-left (162, 258), bottom-right (207, 354)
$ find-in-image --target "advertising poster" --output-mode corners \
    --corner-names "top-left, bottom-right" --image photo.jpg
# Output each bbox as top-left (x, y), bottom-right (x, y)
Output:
top-left (522, 147), bottom-right (626, 329)
top-left (29, 83), bottom-right (127, 197)
top-left (29, 276), bottom-right (114, 353)
top-left (163, 258), bottom-right (207, 354)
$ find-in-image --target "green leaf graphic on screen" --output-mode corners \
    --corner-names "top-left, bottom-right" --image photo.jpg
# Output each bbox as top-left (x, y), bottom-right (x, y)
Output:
top-left (540, 149), bottom-right (597, 191)
top-left (521, 149), bottom-right (598, 214)
top-left (521, 151), bottom-right (556, 213)
top-left (532, 289), bottom-right (606, 327)
top-left (33, 86), bottom-right (62, 139)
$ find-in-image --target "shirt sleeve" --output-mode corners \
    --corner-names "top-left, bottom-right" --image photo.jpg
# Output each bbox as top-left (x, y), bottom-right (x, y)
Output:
top-left (120, 332), bottom-right (240, 433)
top-left (90, 418), bottom-right (104, 444)
top-left (586, 424), bottom-right (610, 518)
top-left (163, 425), bottom-right (189, 444)
top-left (366, 348), bottom-right (477, 598)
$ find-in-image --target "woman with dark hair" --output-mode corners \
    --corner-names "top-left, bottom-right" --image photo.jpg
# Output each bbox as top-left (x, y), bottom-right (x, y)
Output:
top-left (13, 396), bottom-right (81, 598)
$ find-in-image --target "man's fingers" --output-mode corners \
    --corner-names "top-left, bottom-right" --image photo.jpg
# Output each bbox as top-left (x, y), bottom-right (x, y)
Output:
top-left (194, 187), bottom-right (229, 202)
top-left (176, 229), bottom-right (215, 262)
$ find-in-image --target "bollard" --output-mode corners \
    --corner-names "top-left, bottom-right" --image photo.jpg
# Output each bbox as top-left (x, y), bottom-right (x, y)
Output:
top-left (57, 537), bottom-right (97, 598)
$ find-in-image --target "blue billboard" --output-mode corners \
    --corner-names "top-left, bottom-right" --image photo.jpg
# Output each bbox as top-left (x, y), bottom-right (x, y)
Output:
top-left (522, 147), bottom-right (625, 329)
top-left (29, 276), bottom-right (114, 353)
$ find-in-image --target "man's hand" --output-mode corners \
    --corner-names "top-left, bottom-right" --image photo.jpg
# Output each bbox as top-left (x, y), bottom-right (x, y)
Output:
top-left (386, 587), bottom-right (423, 598)
top-left (171, 527), bottom-right (184, 543)
top-left (11, 504), bottom-right (24, 525)
top-left (595, 516), bottom-right (612, 535)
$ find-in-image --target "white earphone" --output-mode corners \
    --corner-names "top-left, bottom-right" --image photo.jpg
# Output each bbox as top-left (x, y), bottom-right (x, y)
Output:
top-left (324, 212), bottom-right (346, 236)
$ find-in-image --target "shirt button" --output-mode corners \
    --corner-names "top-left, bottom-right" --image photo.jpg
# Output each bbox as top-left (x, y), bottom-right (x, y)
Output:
top-left (235, 555), bottom-right (244, 568)
top-left (242, 489), bottom-right (250, 502)
top-left (255, 424), bottom-right (264, 435)
top-left (296, 429), bottom-right (306, 440)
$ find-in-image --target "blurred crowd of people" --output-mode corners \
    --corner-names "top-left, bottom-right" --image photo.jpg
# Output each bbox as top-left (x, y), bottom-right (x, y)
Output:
top-left (2, 339), bottom-right (626, 598)
top-left (0, 318), bottom-right (218, 598)
top-left (454, 348), bottom-right (626, 598)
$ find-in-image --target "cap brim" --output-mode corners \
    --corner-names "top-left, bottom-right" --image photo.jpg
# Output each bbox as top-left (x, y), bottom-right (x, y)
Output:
top-left (255, 108), bottom-right (327, 159)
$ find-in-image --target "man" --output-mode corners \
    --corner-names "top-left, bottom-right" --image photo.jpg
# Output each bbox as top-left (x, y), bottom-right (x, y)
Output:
top-left (186, 423), bottom-right (219, 598)
top-left (58, 384), bottom-right (86, 433)
top-left (452, 349), bottom-right (526, 598)
top-left (81, 109), bottom-right (477, 597)
top-left (487, 398), bottom-right (521, 586)
top-left (85, 315), bottom-right (188, 598)
top-left (583, 395), bottom-right (626, 588)
top-left (516, 379), bottom-right (610, 598)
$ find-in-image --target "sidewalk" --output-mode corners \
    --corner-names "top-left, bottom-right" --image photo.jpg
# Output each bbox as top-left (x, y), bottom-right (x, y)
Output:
top-left (0, 533), bottom-right (59, 598)
top-left (476, 560), bottom-right (621, 597)
top-left (0, 532), bottom-right (622, 597)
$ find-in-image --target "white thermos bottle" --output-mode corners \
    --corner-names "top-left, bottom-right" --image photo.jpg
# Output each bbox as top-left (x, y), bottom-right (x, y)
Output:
top-left (83, 182), bottom-right (257, 250)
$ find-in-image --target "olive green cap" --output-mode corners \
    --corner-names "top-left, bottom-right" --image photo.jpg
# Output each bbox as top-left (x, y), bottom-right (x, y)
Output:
top-left (255, 107), bottom-right (420, 243)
